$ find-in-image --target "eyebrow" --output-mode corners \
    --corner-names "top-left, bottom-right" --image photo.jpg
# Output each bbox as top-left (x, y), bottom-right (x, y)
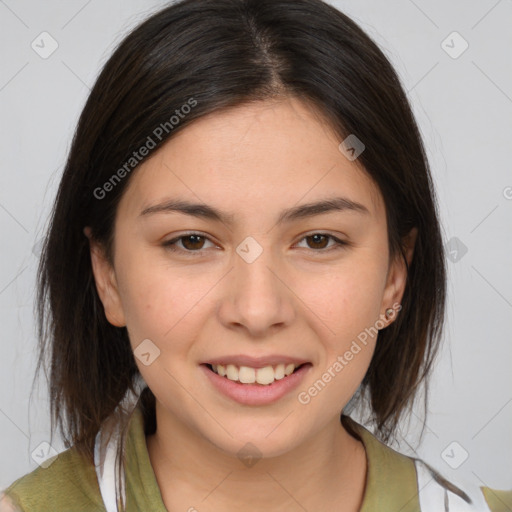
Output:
top-left (139, 196), bottom-right (370, 225)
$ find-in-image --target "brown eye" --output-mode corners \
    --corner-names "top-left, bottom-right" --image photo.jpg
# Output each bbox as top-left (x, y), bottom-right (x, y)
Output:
top-left (305, 234), bottom-right (330, 249)
top-left (162, 233), bottom-right (216, 255)
top-left (162, 232), bottom-right (347, 257)
top-left (296, 233), bottom-right (347, 252)
top-left (180, 234), bottom-right (206, 250)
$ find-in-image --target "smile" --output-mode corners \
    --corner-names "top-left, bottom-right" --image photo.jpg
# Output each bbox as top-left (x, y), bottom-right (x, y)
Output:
top-left (208, 363), bottom-right (302, 385)
top-left (201, 361), bottom-right (312, 406)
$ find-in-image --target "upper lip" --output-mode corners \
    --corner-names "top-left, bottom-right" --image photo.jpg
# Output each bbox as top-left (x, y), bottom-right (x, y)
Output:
top-left (203, 355), bottom-right (311, 368)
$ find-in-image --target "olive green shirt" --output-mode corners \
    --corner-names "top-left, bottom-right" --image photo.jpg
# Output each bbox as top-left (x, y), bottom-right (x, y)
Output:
top-left (2, 406), bottom-right (511, 511)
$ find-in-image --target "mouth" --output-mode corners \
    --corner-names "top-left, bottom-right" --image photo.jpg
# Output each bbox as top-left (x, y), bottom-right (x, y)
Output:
top-left (204, 362), bottom-right (308, 386)
top-left (200, 361), bottom-right (312, 405)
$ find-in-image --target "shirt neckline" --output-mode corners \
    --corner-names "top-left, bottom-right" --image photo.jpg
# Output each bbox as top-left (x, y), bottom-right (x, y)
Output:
top-left (124, 405), bottom-right (419, 511)
top-left (343, 416), bottom-right (420, 512)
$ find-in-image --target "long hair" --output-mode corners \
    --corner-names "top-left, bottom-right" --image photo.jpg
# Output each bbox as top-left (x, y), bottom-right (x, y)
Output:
top-left (35, 0), bottom-right (446, 502)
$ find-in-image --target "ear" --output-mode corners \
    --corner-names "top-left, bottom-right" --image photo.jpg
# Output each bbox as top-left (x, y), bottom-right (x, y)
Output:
top-left (379, 227), bottom-right (418, 326)
top-left (84, 227), bottom-right (126, 327)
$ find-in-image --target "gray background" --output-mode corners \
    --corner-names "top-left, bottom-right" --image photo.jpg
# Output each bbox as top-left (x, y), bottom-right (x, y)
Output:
top-left (1, 0), bottom-right (511, 495)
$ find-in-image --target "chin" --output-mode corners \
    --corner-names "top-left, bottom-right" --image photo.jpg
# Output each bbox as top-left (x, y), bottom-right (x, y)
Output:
top-left (200, 416), bottom-right (307, 461)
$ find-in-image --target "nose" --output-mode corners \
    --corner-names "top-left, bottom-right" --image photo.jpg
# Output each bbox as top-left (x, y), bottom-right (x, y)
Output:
top-left (217, 239), bottom-right (296, 338)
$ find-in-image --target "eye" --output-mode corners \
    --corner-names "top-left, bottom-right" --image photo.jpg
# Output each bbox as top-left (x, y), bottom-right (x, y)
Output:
top-left (162, 233), bottom-right (217, 256)
top-left (295, 233), bottom-right (348, 252)
top-left (162, 232), bottom-right (347, 256)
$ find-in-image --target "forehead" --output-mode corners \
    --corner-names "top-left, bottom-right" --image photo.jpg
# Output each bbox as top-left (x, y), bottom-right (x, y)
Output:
top-left (117, 97), bottom-right (384, 221)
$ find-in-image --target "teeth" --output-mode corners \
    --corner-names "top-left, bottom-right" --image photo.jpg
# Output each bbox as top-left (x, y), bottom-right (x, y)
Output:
top-left (239, 366), bottom-right (256, 384)
top-left (274, 364), bottom-right (285, 380)
top-left (226, 364), bottom-right (238, 381)
top-left (284, 363), bottom-right (295, 376)
top-left (210, 363), bottom-right (301, 385)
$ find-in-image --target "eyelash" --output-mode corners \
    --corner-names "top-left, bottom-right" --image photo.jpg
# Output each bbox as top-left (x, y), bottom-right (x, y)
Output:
top-left (161, 232), bottom-right (348, 257)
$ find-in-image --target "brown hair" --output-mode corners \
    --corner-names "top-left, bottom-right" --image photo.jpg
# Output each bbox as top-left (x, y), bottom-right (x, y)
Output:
top-left (36, 0), bottom-right (446, 480)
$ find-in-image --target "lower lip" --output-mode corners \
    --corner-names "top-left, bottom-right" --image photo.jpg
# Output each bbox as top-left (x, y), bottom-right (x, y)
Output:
top-left (200, 363), bottom-right (312, 406)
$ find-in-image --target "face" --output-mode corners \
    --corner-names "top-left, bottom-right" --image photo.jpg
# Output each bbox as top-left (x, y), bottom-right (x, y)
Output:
top-left (88, 96), bottom-right (415, 458)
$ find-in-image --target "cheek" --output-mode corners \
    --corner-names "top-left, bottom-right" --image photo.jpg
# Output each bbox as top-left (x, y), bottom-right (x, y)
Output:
top-left (299, 272), bottom-right (381, 412)
top-left (300, 259), bottom-right (386, 342)
top-left (115, 255), bottom-right (214, 351)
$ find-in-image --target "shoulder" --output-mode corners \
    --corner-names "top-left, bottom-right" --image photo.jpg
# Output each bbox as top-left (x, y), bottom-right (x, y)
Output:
top-left (480, 487), bottom-right (512, 512)
top-left (344, 416), bottom-right (512, 512)
top-left (1, 446), bottom-right (105, 512)
top-left (414, 457), bottom-right (512, 511)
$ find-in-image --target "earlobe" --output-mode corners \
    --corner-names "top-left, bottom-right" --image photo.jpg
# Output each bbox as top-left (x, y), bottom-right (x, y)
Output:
top-left (84, 227), bottom-right (126, 328)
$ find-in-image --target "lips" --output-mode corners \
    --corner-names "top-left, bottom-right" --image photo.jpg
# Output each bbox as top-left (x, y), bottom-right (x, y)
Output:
top-left (201, 360), bottom-right (312, 405)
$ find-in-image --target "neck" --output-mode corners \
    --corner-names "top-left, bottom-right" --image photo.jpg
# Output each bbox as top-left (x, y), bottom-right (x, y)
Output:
top-left (146, 401), bottom-right (367, 512)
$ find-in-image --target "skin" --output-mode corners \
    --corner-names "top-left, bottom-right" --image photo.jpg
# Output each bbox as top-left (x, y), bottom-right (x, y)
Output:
top-left (87, 96), bottom-right (416, 511)
top-left (0, 494), bottom-right (19, 512)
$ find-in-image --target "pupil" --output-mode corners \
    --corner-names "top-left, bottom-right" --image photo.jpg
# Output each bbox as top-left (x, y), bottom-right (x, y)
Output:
top-left (184, 235), bottom-right (203, 250)
top-left (309, 234), bottom-right (327, 249)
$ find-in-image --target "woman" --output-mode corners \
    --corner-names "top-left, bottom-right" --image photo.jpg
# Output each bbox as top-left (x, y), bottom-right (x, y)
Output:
top-left (1, 0), bottom-right (510, 510)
